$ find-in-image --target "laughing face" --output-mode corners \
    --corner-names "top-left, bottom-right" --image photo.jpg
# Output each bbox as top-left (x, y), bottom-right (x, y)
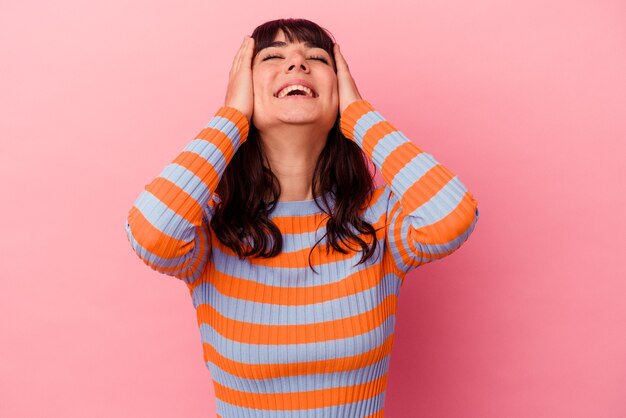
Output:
top-left (251, 29), bottom-right (339, 134)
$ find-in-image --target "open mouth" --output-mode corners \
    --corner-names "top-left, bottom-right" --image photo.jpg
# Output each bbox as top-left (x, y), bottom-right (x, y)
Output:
top-left (274, 84), bottom-right (318, 99)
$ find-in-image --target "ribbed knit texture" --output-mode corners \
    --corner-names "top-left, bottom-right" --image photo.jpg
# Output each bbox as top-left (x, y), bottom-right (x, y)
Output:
top-left (125, 100), bottom-right (479, 417)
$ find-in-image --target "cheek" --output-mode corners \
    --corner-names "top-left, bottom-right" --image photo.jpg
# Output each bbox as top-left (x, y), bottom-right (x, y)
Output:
top-left (252, 73), bottom-right (272, 98)
top-left (327, 76), bottom-right (339, 100)
top-left (251, 73), bottom-right (259, 93)
top-left (327, 73), bottom-right (338, 92)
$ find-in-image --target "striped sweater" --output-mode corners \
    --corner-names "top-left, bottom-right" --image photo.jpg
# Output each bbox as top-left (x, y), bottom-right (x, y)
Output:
top-left (125, 99), bottom-right (479, 417)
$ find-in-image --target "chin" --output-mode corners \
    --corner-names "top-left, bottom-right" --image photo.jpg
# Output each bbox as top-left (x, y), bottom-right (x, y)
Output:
top-left (277, 109), bottom-right (322, 123)
top-left (254, 108), bottom-right (319, 126)
top-left (253, 99), bottom-right (336, 128)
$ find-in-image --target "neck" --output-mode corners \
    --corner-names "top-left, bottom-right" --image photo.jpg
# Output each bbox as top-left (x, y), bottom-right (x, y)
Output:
top-left (258, 124), bottom-right (328, 202)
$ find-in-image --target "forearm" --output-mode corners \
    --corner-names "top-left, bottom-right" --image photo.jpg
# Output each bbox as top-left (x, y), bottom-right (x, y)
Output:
top-left (340, 99), bottom-right (479, 248)
top-left (125, 106), bottom-right (249, 277)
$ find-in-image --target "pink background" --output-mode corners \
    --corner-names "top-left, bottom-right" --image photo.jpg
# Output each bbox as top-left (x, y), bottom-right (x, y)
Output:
top-left (1, 0), bottom-right (625, 417)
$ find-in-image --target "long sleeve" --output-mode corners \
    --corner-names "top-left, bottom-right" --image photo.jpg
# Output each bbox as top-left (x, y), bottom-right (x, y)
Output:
top-left (125, 106), bottom-right (249, 283)
top-left (340, 100), bottom-right (480, 274)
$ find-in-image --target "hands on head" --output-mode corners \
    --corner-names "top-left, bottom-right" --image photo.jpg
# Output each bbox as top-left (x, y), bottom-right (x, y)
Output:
top-left (224, 35), bottom-right (363, 122)
top-left (224, 36), bottom-right (255, 121)
top-left (333, 43), bottom-right (363, 114)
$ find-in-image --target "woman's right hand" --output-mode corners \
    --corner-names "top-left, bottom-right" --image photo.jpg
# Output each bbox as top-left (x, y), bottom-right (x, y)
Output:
top-left (224, 36), bottom-right (254, 121)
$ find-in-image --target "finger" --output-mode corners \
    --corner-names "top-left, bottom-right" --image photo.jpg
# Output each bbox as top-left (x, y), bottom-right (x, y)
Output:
top-left (236, 37), bottom-right (255, 72)
top-left (242, 37), bottom-right (254, 69)
top-left (235, 37), bottom-right (250, 69)
top-left (230, 40), bottom-right (244, 74)
top-left (333, 44), bottom-right (348, 72)
top-left (231, 37), bottom-right (248, 73)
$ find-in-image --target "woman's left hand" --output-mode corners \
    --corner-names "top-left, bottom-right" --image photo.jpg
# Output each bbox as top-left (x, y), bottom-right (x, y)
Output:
top-left (334, 43), bottom-right (363, 114)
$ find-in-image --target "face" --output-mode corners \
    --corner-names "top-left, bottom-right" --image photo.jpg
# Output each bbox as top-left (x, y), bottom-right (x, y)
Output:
top-left (251, 29), bottom-right (338, 133)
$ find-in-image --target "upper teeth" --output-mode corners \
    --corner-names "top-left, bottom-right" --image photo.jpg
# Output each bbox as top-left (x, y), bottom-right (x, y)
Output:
top-left (277, 85), bottom-right (315, 98)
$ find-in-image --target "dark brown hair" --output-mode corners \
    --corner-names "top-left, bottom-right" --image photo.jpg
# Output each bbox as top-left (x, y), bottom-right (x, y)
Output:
top-left (210, 18), bottom-right (380, 273)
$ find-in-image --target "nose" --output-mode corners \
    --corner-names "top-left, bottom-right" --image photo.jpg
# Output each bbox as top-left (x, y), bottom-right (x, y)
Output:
top-left (285, 53), bottom-right (309, 73)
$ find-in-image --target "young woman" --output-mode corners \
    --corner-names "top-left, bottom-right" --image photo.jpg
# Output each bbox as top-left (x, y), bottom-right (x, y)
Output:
top-left (126, 18), bottom-right (479, 418)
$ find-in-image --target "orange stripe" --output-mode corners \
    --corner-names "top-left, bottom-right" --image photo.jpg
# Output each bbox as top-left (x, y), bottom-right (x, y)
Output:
top-left (370, 186), bottom-right (389, 207)
top-left (127, 206), bottom-right (208, 273)
top-left (406, 191), bottom-right (478, 245)
top-left (270, 213), bottom-right (331, 234)
top-left (270, 186), bottom-right (388, 232)
top-left (196, 294), bottom-right (397, 345)
top-left (196, 126), bottom-right (238, 169)
top-left (205, 256), bottom-right (387, 305)
top-left (171, 150), bottom-right (219, 192)
top-left (217, 217), bottom-right (385, 268)
top-left (380, 246), bottom-right (408, 279)
top-left (240, 240), bottom-right (351, 267)
top-left (213, 373), bottom-right (387, 411)
top-left (400, 164), bottom-right (456, 209)
top-left (145, 177), bottom-right (201, 225)
top-left (387, 200), bottom-right (436, 269)
top-left (202, 334), bottom-right (395, 379)
top-left (366, 408), bottom-right (385, 418)
top-left (387, 192), bottom-right (477, 269)
top-left (361, 121), bottom-right (423, 162)
top-left (214, 106), bottom-right (250, 141)
top-left (127, 206), bottom-right (193, 258)
top-left (380, 142), bottom-right (422, 186)
top-left (339, 100), bottom-right (374, 139)
top-left (176, 222), bottom-right (209, 281)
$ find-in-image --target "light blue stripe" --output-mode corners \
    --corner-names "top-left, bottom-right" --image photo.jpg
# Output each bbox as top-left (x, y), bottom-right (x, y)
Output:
top-left (398, 210), bottom-right (479, 269)
top-left (202, 196), bottom-right (217, 220)
top-left (206, 185), bottom-right (390, 272)
top-left (183, 139), bottom-right (228, 174)
top-left (125, 220), bottom-right (204, 270)
top-left (215, 390), bottom-right (385, 418)
top-left (245, 227), bottom-right (386, 257)
top-left (206, 353), bottom-right (390, 394)
top-left (268, 185), bottom-right (389, 226)
top-left (159, 163), bottom-right (210, 205)
top-left (386, 192), bottom-right (480, 272)
top-left (268, 196), bottom-right (330, 217)
top-left (385, 197), bottom-right (413, 273)
top-left (389, 150), bottom-right (439, 195)
top-left (205, 115), bottom-right (244, 147)
top-left (279, 228), bottom-right (327, 253)
top-left (363, 184), bottom-right (391, 224)
top-left (210, 244), bottom-right (382, 288)
top-left (351, 110), bottom-right (387, 147)
top-left (191, 273), bottom-right (402, 321)
top-left (133, 190), bottom-right (196, 241)
top-left (405, 176), bottom-right (467, 228)
top-left (204, 185), bottom-right (393, 284)
top-left (369, 130), bottom-right (427, 173)
top-left (199, 315), bottom-right (396, 365)
top-left (124, 221), bottom-right (209, 281)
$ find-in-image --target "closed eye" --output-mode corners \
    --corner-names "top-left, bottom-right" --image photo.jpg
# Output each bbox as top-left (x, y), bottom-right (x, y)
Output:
top-left (262, 54), bottom-right (329, 64)
top-left (311, 56), bottom-right (330, 64)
